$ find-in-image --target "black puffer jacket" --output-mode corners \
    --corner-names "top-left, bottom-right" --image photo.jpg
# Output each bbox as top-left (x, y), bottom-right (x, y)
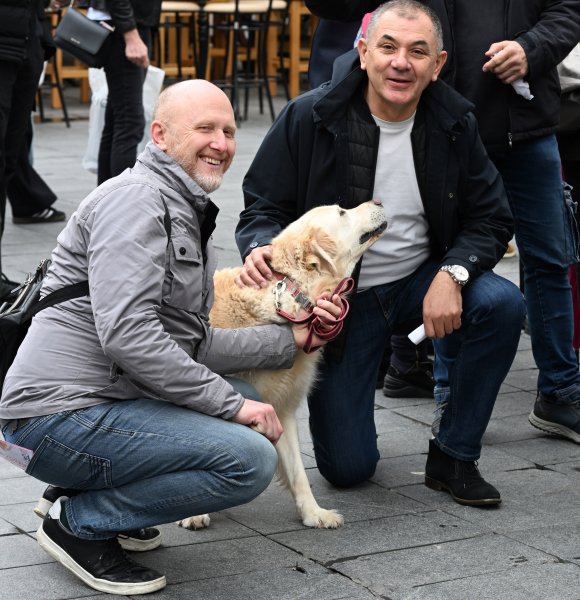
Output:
top-left (305, 0), bottom-right (580, 152)
top-left (237, 49), bottom-right (513, 283)
top-left (0, 0), bottom-right (52, 64)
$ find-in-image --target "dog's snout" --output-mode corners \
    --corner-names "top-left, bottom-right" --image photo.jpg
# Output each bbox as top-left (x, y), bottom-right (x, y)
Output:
top-left (371, 199), bottom-right (382, 206)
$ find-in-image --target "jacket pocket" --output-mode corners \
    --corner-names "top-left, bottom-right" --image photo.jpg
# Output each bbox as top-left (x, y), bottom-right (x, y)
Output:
top-left (25, 435), bottom-right (112, 489)
top-left (164, 235), bottom-right (203, 312)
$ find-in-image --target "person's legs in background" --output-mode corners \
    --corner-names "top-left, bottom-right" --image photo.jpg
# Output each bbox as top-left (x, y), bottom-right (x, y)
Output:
top-left (8, 115), bottom-right (65, 224)
top-left (97, 27), bottom-right (150, 185)
top-left (0, 35), bottom-right (44, 300)
top-left (493, 136), bottom-right (580, 444)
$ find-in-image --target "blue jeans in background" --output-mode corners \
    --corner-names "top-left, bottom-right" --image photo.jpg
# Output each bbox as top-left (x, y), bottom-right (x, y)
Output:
top-left (2, 379), bottom-right (277, 540)
top-left (492, 135), bottom-right (580, 404)
top-left (307, 259), bottom-right (525, 487)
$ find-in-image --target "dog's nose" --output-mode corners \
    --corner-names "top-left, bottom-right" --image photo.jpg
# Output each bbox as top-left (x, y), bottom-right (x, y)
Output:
top-left (372, 198), bottom-right (382, 206)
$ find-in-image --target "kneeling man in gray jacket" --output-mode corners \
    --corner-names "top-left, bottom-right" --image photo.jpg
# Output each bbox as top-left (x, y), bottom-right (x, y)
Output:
top-left (0, 80), bottom-right (342, 596)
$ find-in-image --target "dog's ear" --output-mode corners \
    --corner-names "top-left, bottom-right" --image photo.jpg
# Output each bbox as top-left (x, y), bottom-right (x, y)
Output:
top-left (304, 228), bottom-right (339, 276)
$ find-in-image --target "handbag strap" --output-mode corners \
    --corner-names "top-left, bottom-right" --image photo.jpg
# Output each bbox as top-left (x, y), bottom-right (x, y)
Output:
top-left (29, 196), bottom-right (172, 319)
top-left (30, 280), bottom-right (90, 318)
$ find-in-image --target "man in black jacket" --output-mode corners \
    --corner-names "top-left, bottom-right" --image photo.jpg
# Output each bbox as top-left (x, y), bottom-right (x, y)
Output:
top-left (235, 0), bottom-right (525, 506)
top-left (0, 0), bottom-right (56, 301)
top-left (306, 0), bottom-right (580, 446)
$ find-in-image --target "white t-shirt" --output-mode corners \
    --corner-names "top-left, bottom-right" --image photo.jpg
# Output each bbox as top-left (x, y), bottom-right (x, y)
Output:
top-left (358, 113), bottom-right (431, 288)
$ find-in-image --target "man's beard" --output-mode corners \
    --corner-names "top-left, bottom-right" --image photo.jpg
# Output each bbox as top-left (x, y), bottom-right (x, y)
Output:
top-left (190, 168), bottom-right (224, 193)
top-left (174, 151), bottom-right (226, 193)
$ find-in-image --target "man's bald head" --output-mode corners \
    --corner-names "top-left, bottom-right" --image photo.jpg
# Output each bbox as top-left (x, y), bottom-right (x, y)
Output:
top-left (150, 80), bottom-right (236, 193)
top-left (153, 79), bottom-right (233, 125)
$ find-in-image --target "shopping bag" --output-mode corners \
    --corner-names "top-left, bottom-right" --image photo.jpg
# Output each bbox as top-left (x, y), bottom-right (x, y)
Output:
top-left (82, 65), bottom-right (165, 173)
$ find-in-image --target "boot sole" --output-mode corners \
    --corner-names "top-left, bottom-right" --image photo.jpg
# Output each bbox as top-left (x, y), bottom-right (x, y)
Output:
top-left (34, 498), bottom-right (160, 552)
top-left (528, 413), bottom-right (580, 444)
top-left (425, 476), bottom-right (502, 506)
top-left (36, 522), bottom-right (166, 595)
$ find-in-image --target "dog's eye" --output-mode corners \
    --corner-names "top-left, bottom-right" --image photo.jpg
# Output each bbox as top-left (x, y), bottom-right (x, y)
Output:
top-left (338, 209), bottom-right (346, 217)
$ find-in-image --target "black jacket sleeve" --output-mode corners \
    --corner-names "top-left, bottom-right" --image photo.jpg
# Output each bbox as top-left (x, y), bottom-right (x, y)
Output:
top-left (305, 0), bottom-right (379, 21)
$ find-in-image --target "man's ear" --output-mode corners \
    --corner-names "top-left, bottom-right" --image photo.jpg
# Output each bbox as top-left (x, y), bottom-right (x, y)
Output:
top-left (150, 120), bottom-right (168, 150)
top-left (358, 37), bottom-right (368, 71)
top-left (432, 50), bottom-right (448, 81)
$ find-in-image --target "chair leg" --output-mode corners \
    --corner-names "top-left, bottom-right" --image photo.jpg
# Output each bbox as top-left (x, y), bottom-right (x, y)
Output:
top-left (52, 56), bottom-right (70, 128)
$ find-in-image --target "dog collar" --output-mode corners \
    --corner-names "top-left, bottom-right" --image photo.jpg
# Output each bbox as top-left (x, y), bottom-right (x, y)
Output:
top-left (270, 271), bottom-right (315, 313)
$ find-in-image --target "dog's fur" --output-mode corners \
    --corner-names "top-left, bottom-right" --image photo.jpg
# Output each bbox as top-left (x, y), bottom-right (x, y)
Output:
top-left (179, 201), bottom-right (387, 530)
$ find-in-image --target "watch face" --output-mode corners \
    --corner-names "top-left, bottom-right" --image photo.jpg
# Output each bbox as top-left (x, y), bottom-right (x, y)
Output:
top-left (452, 266), bottom-right (469, 282)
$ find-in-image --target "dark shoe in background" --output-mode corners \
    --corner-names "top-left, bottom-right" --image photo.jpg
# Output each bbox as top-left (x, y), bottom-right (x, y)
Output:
top-left (529, 392), bottom-right (580, 444)
top-left (37, 513), bottom-right (166, 595)
top-left (383, 360), bottom-right (434, 398)
top-left (35, 485), bottom-right (162, 552)
top-left (424, 439), bottom-right (501, 506)
top-left (13, 207), bottom-right (66, 224)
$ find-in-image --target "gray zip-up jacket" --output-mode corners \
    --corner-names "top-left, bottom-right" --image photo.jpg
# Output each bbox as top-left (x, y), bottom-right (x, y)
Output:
top-left (0, 143), bottom-right (296, 420)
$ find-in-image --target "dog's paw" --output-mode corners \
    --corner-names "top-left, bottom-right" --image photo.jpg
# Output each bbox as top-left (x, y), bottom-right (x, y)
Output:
top-left (178, 514), bottom-right (211, 530)
top-left (302, 508), bottom-right (344, 529)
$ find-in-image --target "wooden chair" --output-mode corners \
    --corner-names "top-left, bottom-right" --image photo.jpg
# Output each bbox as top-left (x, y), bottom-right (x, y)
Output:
top-left (155, 1), bottom-right (200, 80)
top-left (204, 0), bottom-right (286, 121)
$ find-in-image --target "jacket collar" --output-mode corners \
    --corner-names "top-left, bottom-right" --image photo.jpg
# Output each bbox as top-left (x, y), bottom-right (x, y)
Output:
top-left (313, 48), bottom-right (475, 135)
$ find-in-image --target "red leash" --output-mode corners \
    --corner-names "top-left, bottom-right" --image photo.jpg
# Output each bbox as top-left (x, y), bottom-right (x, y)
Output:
top-left (276, 277), bottom-right (354, 353)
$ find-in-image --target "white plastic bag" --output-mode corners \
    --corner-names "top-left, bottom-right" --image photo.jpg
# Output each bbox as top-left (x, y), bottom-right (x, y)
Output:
top-left (82, 65), bottom-right (165, 173)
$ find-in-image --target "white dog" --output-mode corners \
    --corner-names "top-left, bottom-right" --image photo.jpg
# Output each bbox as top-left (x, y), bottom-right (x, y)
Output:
top-left (179, 201), bottom-right (387, 530)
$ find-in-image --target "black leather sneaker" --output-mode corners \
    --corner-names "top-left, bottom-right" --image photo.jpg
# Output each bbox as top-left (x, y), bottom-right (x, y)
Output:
top-left (383, 361), bottom-right (434, 399)
top-left (37, 515), bottom-right (166, 595)
top-left (34, 486), bottom-right (162, 552)
top-left (529, 393), bottom-right (580, 443)
top-left (424, 439), bottom-right (501, 506)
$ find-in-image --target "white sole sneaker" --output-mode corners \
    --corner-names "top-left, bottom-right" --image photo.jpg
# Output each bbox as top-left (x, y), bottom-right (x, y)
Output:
top-left (36, 520), bottom-right (166, 596)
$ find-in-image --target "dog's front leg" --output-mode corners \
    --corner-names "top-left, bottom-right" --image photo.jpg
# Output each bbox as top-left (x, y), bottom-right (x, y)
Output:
top-left (276, 414), bottom-right (344, 528)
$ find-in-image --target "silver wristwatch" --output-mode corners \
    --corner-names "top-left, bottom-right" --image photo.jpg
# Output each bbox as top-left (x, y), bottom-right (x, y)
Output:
top-left (439, 265), bottom-right (469, 286)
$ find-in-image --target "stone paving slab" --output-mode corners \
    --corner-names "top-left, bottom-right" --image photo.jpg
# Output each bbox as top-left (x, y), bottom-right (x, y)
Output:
top-left (269, 511), bottom-right (484, 565)
top-left (332, 532), bottom-right (561, 600)
top-left (403, 561), bottom-right (580, 600)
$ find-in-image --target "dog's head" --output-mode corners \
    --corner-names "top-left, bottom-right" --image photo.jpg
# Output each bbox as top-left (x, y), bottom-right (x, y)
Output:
top-left (270, 201), bottom-right (388, 291)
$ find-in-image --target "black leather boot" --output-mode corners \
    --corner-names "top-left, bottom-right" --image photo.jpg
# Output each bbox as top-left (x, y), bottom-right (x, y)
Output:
top-left (425, 439), bottom-right (501, 506)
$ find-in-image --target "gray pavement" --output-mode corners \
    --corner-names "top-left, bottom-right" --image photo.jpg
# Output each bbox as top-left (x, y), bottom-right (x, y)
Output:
top-left (1, 86), bottom-right (580, 600)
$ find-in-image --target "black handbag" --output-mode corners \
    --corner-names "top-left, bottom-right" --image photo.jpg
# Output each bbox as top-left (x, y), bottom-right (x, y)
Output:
top-left (0, 260), bottom-right (89, 390)
top-left (54, 6), bottom-right (113, 68)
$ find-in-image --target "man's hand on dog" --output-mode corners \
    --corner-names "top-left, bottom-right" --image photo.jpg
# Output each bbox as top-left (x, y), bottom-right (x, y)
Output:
top-left (235, 245), bottom-right (274, 288)
top-left (231, 399), bottom-right (284, 444)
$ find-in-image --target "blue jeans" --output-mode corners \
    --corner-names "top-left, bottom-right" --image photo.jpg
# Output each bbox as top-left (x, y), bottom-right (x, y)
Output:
top-left (491, 135), bottom-right (580, 403)
top-left (307, 259), bottom-right (525, 487)
top-left (2, 379), bottom-right (277, 540)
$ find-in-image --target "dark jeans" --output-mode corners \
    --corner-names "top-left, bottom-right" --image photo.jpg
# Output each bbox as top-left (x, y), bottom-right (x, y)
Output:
top-left (97, 26), bottom-right (151, 185)
top-left (307, 258), bottom-right (525, 487)
top-left (0, 38), bottom-right (44, 273)
top-left (492, 135), bottom-right (580, 403)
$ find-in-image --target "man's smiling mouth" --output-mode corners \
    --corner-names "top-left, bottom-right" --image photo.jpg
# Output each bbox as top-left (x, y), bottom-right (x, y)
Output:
top-left (202, 157), bottom-right (222, 166)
